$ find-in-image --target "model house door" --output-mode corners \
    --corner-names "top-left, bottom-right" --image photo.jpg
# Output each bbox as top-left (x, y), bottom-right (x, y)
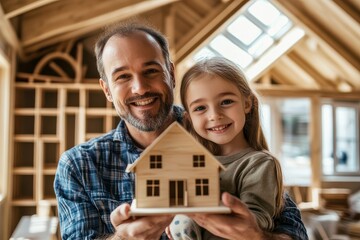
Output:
top-left (169, 180), bottom-right (187, 207)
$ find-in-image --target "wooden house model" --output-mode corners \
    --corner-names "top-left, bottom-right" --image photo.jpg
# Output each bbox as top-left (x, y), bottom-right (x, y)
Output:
top-left (126, 122), bottom-right (230, 215)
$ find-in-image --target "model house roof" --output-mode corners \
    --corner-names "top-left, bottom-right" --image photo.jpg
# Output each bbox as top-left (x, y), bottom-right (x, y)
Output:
top-left (126, 121), bottom-right (226, 172)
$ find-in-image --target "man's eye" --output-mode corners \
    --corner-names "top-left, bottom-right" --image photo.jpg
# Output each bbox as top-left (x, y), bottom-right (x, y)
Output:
top-left (221, 99), bottom-right (234, 105)
top-left (116, 74), bottom-right (131, 81)
top-left (144, 69), bottom-right (160, 77)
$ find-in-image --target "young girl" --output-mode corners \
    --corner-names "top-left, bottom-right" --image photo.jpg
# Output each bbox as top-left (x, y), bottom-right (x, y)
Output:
top-left (169, 57), bottom-right (284, 240)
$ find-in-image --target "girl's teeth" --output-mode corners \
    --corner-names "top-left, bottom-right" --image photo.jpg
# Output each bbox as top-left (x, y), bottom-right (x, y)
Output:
top-left (212, 125), bottom-right (227, 131)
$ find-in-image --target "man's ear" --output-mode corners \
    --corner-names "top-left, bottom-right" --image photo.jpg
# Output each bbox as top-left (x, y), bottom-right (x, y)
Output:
top-left (244, 95), bottom-right (252, 114)
top-left (99, 78), bottom-right (113, 102)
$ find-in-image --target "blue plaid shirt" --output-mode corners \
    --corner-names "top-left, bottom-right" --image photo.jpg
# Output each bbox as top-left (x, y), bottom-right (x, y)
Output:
top-left (54, 105), bottom-right (308, 240)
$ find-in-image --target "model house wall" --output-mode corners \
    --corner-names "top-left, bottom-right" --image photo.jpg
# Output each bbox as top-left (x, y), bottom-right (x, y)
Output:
top-left (127, 122), bottom-right (225, 209)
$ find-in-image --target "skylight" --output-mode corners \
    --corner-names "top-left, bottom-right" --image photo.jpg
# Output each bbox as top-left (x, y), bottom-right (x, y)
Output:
top-left (192, 0), bottom-right (297, 78)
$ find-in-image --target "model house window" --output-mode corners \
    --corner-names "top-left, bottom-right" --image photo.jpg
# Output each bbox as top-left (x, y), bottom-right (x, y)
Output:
top-left (195, 179), bottom-right (209, 196)
top-left (150, 155), bottom-right (162, 169)
top-left (193, 155), bottom-right (205, 167)
top-left (146, 180), bottom-right (160, 196)
top-left (321, 101), bottom-right (360, 177)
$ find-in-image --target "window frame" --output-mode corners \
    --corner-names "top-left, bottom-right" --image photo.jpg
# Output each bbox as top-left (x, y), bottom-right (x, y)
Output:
top-left (195, 178), bottom-right (209, 196)
top-left (321, 99), bottom-right (360, 178)
top-left (193, 155), bottom-right (205, 167)
top-left (146, 179), bottom-right (160, 197)
top-left (149, 155), bottom-right (162, 169)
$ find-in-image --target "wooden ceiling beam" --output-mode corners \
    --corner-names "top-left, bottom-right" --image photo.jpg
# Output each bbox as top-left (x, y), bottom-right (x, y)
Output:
top-left (270, 67), bottom-right (297, 86)
top-left (246, 27), bottom-right (305, 81)
top-left (276, 55), bottom-right (320, 89)
top-left (255, 84), bottom-right (360, 100)
top-left (296, 38), bottom-right (360, 91)
top-left (0, 5), bottom-right (23, 57)
top-left (4, 0), bottom-right (59, 19)
top-left (287, 51), bottom-right (337, 91)
top-left (315, 38), bottom-right (360, 90)
top-left (176, 3), bottom-right (202, 25)
top-left (333, 0), bottom-right (360, 24)
top-left (174, 0), bottom-right (249, 63)
top-left (187, 0), bottom-right (211, 14)
top-left (274, 0), bottom-right (360, 71)
top-left (22, 0), bottom-right (178, 53)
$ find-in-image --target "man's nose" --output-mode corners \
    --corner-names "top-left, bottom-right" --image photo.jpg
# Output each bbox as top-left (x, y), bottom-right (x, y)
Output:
top-left (132, 75), bottom-right (150, 95)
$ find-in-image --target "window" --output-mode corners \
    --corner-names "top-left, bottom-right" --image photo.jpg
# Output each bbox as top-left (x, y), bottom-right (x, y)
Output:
top-left (322, 101), bottom-right (360, 177)
top-left (146, 180), bottom-right (160, 196)
top-left (193, 155), bottom-right (205, 167)
top-left (195, 179), bottom-right (209, 196)
top-left (193, 0), bottom-right (293, 70)
top-left (261, 98), bottom-right (311, 186)
top-left (150, 155), bottom-right (162, 169)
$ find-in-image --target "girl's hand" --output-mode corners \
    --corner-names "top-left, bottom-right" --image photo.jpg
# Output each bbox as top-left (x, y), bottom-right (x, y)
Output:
top-left (189, 192), bottom-right (265, 240)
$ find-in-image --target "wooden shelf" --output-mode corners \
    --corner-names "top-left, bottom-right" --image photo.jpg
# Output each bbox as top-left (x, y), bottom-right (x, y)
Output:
top-left (12, 175), bottom-right (34, 201)
top-left (10, 206), bottom-right (36, 235)
top-left (13, 168), bottom-right (36, 174)
top-left (10, 79), bottom-right (119, 235)
top-left (14, 115), bottom-right (35, 135)
top-left (8, 46), bottom-right (120, 236)
top-left (13, 142), bottom-right (34, 168)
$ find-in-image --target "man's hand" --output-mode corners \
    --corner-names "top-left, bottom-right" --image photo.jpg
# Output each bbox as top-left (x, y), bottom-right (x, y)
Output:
top-left (190, 192), bottom-right (265, 240)
top-left (110, 203), bottom-right (173, 240)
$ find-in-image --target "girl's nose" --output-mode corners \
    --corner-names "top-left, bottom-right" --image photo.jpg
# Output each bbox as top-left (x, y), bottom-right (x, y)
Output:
top-left (208, 108), bottom-right (223, 121)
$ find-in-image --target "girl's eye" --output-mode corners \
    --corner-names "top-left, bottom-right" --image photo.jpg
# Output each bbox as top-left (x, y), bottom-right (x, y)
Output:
top-left (221, 99), bottom-right (234, 105)
top-left (193, 106), bottom-right (206, 112)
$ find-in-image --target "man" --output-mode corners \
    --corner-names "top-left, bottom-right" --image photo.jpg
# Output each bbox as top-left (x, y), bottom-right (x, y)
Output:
top-left (54, 21), bottom-right (308, 240)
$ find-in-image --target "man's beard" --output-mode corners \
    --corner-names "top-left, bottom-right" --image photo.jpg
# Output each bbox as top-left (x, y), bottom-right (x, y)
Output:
top-left (118, 92), bottom-right (173, 132)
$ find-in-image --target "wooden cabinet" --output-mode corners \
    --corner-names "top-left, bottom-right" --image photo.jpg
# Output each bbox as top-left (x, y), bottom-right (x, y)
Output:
top-left (9, 44), bottom-right (119, 234)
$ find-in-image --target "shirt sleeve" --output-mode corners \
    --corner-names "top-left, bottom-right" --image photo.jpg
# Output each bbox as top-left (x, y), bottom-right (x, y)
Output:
top-left (273, 193), bottom-right (309, 240)
top-left (54, 150), bottom-right (112, 239)
top-left (239, 158), bottom-right (279, 230)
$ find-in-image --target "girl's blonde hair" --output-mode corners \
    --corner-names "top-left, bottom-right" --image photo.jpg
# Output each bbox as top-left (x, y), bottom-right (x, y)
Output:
top-left (180, 56), bottom-right (284, 216)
